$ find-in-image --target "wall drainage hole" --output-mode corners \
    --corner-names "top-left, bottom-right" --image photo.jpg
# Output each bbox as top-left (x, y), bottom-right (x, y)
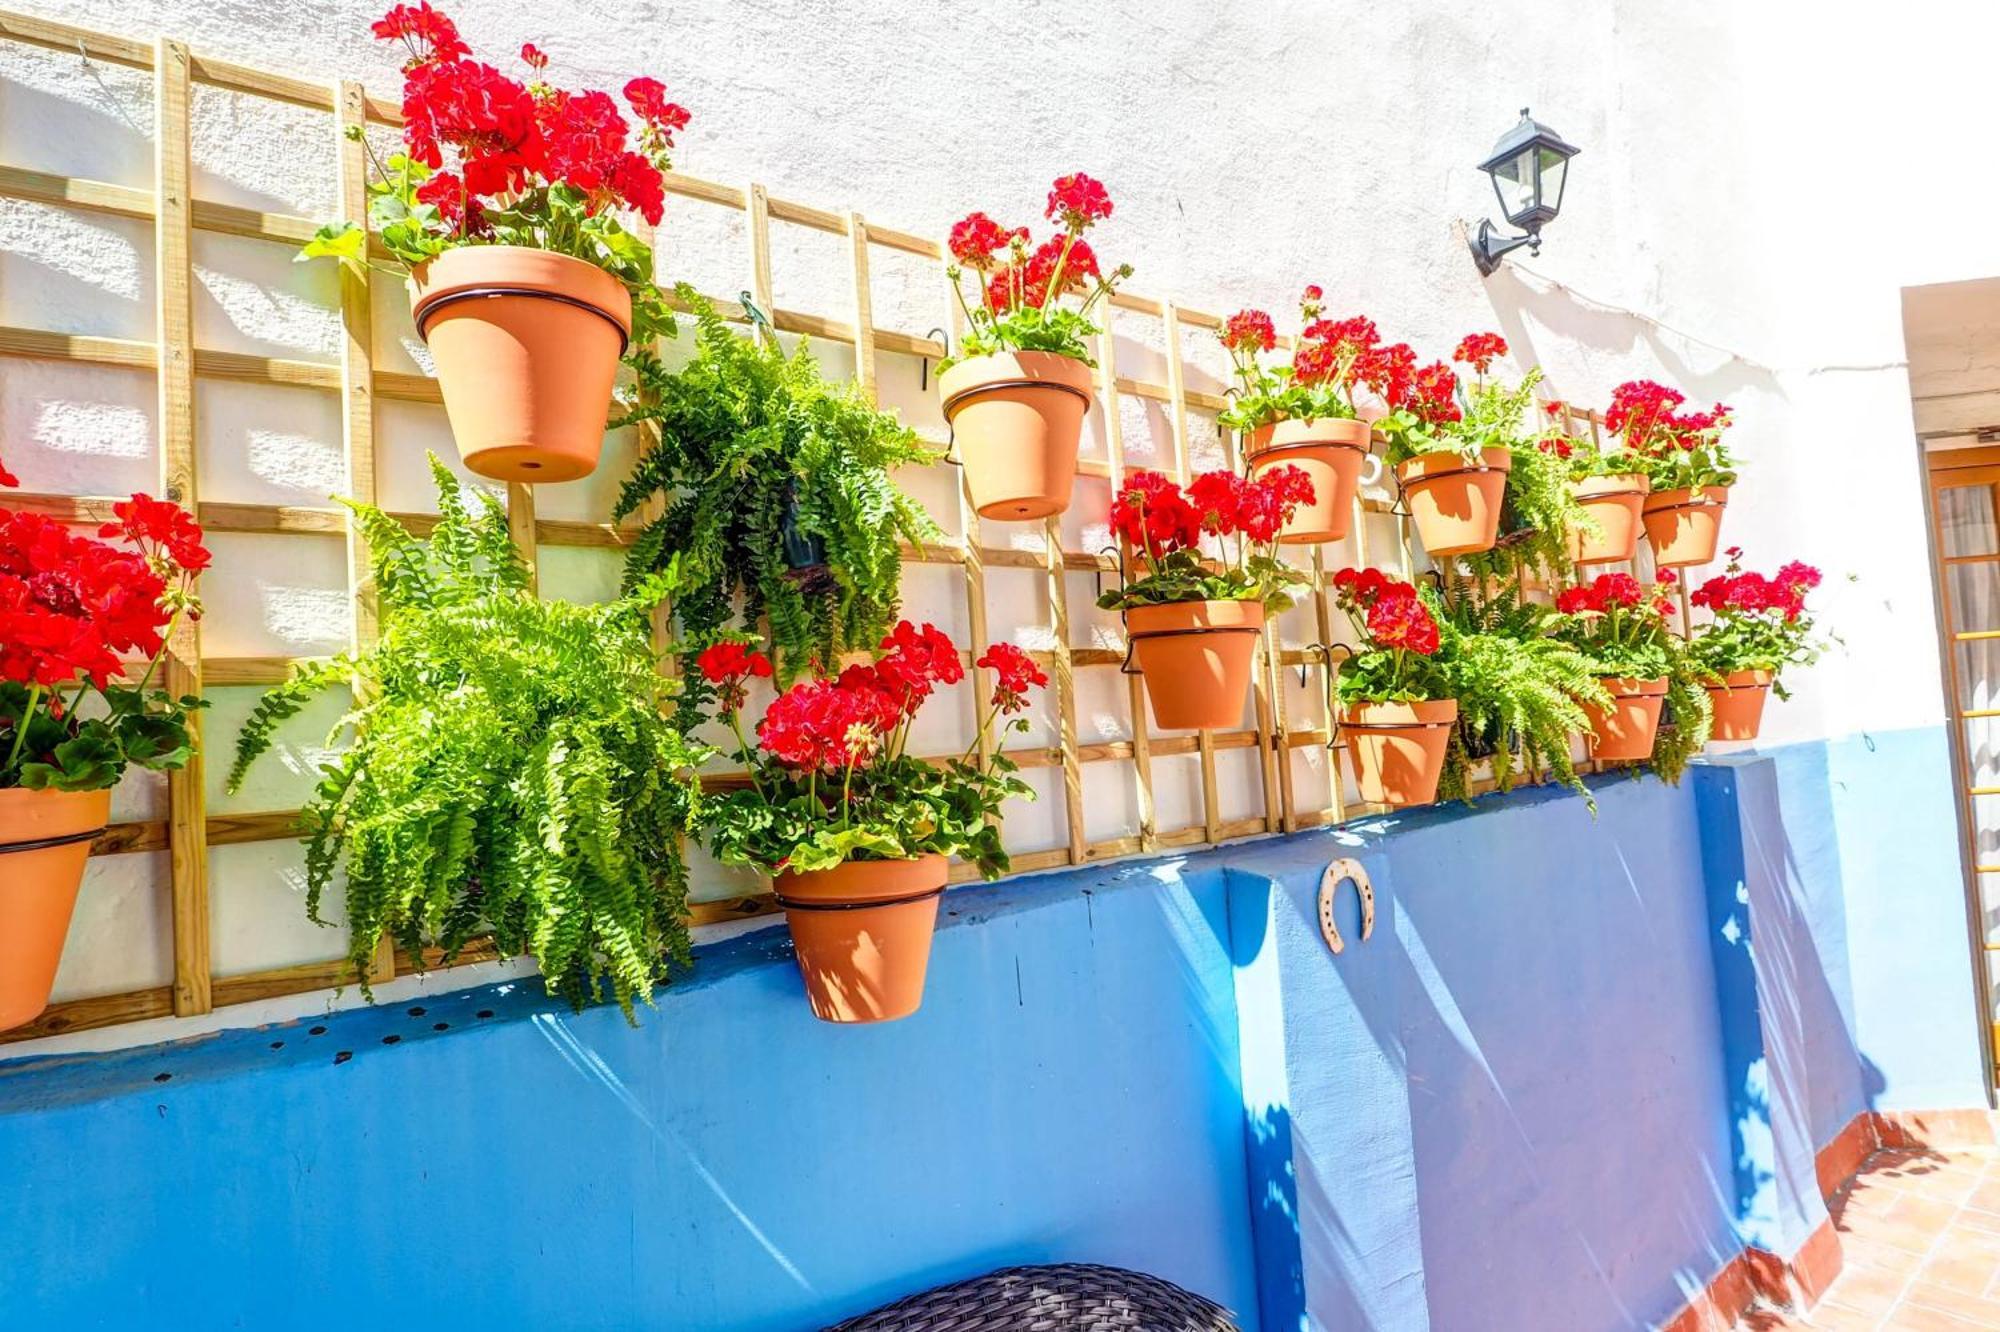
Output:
top-left (406, 1006), bottom-right (426, 1017)
top-left (381, 1035), bottom-right (400, 1046)
top-left (152, 1072), bottom-right (172, 1083)
top-left (308, 1025), bottom-right (327, 1036)
top-left (432, 1022), bottom-right (449, 1032)
top-left (475, 1009), bottom-right (494, 1019)
top-left (269, 1041), bottom-right (284, 1050)
top-left (332, 1051), bottom-right (352, 1065)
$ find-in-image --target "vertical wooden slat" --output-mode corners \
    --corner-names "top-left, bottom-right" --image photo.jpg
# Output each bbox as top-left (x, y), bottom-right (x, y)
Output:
top-left (1161, 303), bottom-right (1219, 844)
top-left (939, 257), bottom-right (994, 788)
top-left (1098, 319), bottom-right (1155, 852)
top-left (155, 36), bottom-right (210, 1017)
top-left (1224, 419), bottom-right (1287, 834)
top-left (846, 211), bottom-right (876, 402)
top-left (334, 78), bottom-right (393, 987)
top-left (746, 183), bottom-right (775, 317)
top-left (506, 481), bottom-right (537, 595)
top-left (1043, 508), bottom-right (1088, 864)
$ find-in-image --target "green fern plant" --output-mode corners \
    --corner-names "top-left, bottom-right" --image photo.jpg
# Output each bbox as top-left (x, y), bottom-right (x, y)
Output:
top-left (228, 457), bottom-right (708, 1018)
top-left (613, 286), bottom-right (940, 698)
top-left (1649, 639), bottom-right (1716, 785)
top-left (1431, 576), bottom-right (1608, 804)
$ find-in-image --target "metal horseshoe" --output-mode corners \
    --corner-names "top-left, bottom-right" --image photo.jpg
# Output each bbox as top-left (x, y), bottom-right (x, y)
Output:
top-left (1317, 857), bottom-right (1375, 955)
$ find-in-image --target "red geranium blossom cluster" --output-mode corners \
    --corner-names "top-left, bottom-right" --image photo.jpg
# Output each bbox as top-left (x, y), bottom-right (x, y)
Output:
top-left (377, 3), bottom-right (687, 231)
top-left (1331, 567), bottom-right (1440, 656)
top-left (1691, 561), bottom-right (1821, 622)
top-left (1295, 313), bottom-right (1382, 393)
top-left (979, 641), bottom-right (1048, 715)
top-left (1111, 467), bottom-right (1315, 557)
top-left (696, 639), bottom-right (773, 710)
top-left (1604, 380), bottom-right (1733, 455)
top-left (1453, 332), bottom-right (1508, 376)
top-left (712, 621), bottom-right (1045, 775)
top-left (1223, 308), bottom-right (1276, 355)
top-left (1557, 570), bottom-right (1676, 619)
top-left (0, 494), bottom-right (208, 693)
top-left (947, 173), bottom-right (1127, 321)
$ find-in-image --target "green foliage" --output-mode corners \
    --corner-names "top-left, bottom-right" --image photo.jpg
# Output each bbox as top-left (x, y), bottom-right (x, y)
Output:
top-left (1095, 550), bottom-right (1307, 617)
top-left (1465, 439), bottom-right (1590, 584)
top-left (4, 682), bottom-right (206, 792)
top-left (302, 143), bottom-right (676, 347)
top-left (1428, 579), bottom-right (1608, 804)
top-left (703, 751), bottom-right (1026, 879)
top-left (952, 304), bottom-right (1105, 365)
top-left (229, 457), bottom-right (708, 1018)
top-left (613, 288), bottom-right (939, 696)
top-left (1381, 367), bottom-right (1544, 466)
top-left (1650, 644), bottom-right (1715, 785)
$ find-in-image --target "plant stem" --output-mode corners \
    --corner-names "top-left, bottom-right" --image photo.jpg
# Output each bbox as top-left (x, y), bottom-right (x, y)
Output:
top-left (5, 684), bottom-right (43, 773)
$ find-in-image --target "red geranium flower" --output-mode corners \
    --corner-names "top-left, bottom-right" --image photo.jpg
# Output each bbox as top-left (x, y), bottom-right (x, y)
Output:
top-left (1046, 172), bottom-right (1113, 231)
top-left (373, 1), bottom-right (470, 69)
top-left (1366, 586), bottom-right (1440, 656)
top-left (949, 212), bottom-right (1024, 271)
top-left (1110, 471), bottom-right (1201, 558)
top-left (520, 42), bottom-right (548, 73)
top-left (977, 642), bottom-right (1047, 715)
top-left (1453, 332), bottom-right (1508, 375)
top-left (875, 620), bottom-right (964, 714)
top-left (0, 453), bottom-right (17, 489)
top-left (1224, 309), bottom-right (1276, 355)
top-left (100, 493), bottom-right (212, 574)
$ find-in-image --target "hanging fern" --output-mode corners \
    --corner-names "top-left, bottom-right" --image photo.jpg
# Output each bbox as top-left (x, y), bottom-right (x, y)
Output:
top-left (613, 285), bottom-right (940, 698)
top-left (1430, 576), bottom-right (1609, 805)
top-left (229, 457), bottom-right (707, 1019)
top-left (1648, 638), bottom-right (1716, 786)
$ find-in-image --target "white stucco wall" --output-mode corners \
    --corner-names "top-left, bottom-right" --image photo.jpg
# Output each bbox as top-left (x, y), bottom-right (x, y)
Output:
top-left (5, 0), bottom-right (1997, 1046)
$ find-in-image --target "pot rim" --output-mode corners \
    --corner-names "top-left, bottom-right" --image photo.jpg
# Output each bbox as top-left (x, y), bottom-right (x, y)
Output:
top-left (1123, 597), bottom-right (1268, 633)
top-left (1341, 697), bottom-right (1460, 727)
top-left (409, 244), bottom-right (632, 334)
top-left (1705, 668), bottom-right (1774, 690)
top-left (1642, 484), bottom-right (1731, 512)
top-left (1394, 445), bottom-right (1513, 481)
top-left (938, 349), bottom-right (1096, 413)
top-left (0, 785), bottom-right (111, 854)
top-left (1597, 674), bottom-right (1670, 697)
top-left (773, 852), bottom-right (949, 907)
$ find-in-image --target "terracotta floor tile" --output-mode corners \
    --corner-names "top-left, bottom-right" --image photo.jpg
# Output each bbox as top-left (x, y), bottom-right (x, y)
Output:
top-left (1845, 1236), bottom-right (1933, 1280)
top-left (1878, 1306), bottom-right (1992, 1332)
top-left (1823, 1263), bottom-right (1922, 1318)
top-left (1916, 1238), bottom-right (2000, 1297)
top-left (1902, 1279), bottom-right (2000, 1324)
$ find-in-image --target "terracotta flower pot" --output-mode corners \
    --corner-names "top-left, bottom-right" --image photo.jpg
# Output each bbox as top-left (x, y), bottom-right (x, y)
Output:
top-left (1342, 698), bottom-right (1458, 808)
top-left (939, 350), bottom-right (1095, 521)
top-left (1245, 417), bottom-right (1377, 545)
top-left (0, 786), bottom-right (110, 1032)
top-left (1642, 485), bottom-right (1730, 568)
top-left (1126, 599), bottom-right (1266, 731)
top-left (1705, 668), bottom-right (1774, 742)
top-left (774, 853), bottom-right (948, 1024)
top-left (1569, 472), bottom-right (1651, 565)
top-left (1583, 675), bottom-right (1669, 761)
top-left (409, 245), bottom-right (633, 484)
top-left (1395, 447), bottom-right (1512, 558)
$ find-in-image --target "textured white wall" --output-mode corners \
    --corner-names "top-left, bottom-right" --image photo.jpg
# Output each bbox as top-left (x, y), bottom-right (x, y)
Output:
top-left (6, 0), bottom-right (1998, 1043)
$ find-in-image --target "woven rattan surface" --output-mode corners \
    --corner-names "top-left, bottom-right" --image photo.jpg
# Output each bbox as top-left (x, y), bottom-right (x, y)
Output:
top-left (822, 1262), bottom-right (1242, 1331)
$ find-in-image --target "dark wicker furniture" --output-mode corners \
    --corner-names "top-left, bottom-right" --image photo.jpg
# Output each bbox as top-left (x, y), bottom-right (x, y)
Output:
top-left (824, 1262), bottom-right (1243, 1331)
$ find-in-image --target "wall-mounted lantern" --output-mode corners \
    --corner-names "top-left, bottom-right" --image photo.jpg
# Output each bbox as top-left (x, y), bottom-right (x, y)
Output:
top-left (1469, 107), bottom-right (1580, 276)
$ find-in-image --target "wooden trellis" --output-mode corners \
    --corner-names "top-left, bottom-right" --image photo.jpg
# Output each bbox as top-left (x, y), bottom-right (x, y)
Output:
top-left (0, 8), bottom-right (1616, 1045)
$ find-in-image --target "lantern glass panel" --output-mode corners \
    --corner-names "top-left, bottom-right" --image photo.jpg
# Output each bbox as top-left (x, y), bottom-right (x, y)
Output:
top-left (1539, 147), bottom-right (1570, 216)
top-left (1490, 146), bottom-right (1537, 224)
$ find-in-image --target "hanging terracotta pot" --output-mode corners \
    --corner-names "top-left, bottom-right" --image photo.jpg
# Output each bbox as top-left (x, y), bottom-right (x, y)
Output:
top-left (409, 245), bottom-right (633, 484)
top-left (1705, 668), bottom-right (1774, 741)
top-left (1342, 698), bottom-right (1458, 808)
top-left (774, 853), bottom-right (948, 1024)
top-left (1642, 485), bottom-right (1730, 568)
top-left (1583, 676), bottom-right (1669, 761)
top-left (1569, 472), bottom-right (1651, 565)
top-left (1245, 417), bottom-right (1379, 544)
top-left (1395, 447), bottom-right (1512, 557)
top-left (1126, 599), bottom-right (1265, 731)
top-left (0, 786), bottom-right (110, 1032)
top-left (939, 350), bottom-right (1095, 521)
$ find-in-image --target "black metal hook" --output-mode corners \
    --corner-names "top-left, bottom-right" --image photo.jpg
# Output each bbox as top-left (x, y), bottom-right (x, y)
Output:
top-left (919, 327), bottom-right (948, 392)
top-left (1300, 642), bottom-right (1355, 748)
top-left (738, 291), bottom-right (776, 346)
top-left (1093, 544), bottom-right (1127, 603)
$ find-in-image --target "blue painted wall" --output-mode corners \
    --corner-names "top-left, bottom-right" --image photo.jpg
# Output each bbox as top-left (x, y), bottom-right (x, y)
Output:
top-left (0, 727), bottom-right (1986, 1331)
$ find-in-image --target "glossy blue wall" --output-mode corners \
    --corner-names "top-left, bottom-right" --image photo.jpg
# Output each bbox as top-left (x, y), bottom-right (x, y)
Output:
top-left (0, 730), bottom-right (1985, 1331)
